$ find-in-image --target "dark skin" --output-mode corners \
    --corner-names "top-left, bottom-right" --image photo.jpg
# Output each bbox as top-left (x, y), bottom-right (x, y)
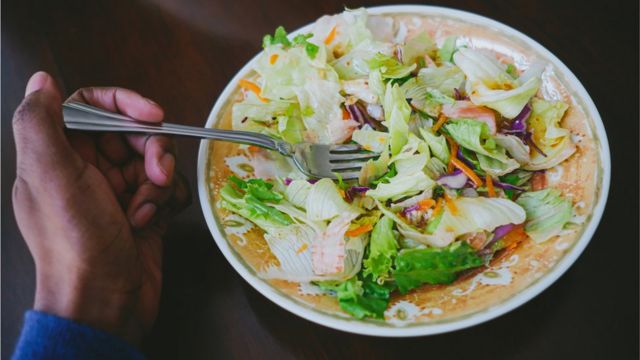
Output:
top-left (12, 71), bottom-right (191, 345)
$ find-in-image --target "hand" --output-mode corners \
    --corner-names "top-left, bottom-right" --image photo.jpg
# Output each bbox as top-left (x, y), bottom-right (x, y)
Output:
top-left (12, 72), bottom-right (191, 344)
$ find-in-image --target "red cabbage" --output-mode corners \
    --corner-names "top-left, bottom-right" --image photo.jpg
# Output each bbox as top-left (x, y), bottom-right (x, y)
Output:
top-left (503, 104), bottom-right (531, 135)
top-left (284, 177), bottom-right (293, 186)
top-left (523, 132), bottom-right (547, 157)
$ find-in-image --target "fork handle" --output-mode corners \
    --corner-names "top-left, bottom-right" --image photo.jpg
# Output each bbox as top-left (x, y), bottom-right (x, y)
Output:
top-left (62, 102), bottom-right (293, 155)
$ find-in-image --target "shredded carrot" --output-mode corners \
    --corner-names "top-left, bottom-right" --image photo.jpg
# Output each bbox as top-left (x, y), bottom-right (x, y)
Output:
top-left (345, 224), bottom-right (373, 237)
top-left (451, 157), bottom-right (483, 187)
top-left (432, 113), bottom-right (449, 132)
top-left (269, 53), bottom-right (279, 65)
top-left (443, 193), bottom-right (459, 215)
top-left (485, 174), bottom-right (496, 197)
top-left (239, 79), bottom-right (268, 103)
top-left (247, 145), bottom-right (261, 153)
top-left (342, 108), bottom-right (351, 120)
top-left (445, 136), bottom-right (458, 173)
top-left (296, 243), bottom-right (308, 254)
top-left (432, 198), bottom-right (444, 217)
top-left (418, 198), bottom-right (436, 211)
top-left (324, 26), bottom-right (337, 45)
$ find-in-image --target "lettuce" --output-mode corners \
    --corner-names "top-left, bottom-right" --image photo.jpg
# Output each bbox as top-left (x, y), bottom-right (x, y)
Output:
top-left (393, 241), bottom-right (484, 293)
top-left (358, 148), bottom-right (390, 186)
top-left (295, 79), bottom-right (358, 144)
top-left (310, 8), bottom-right (372, 59)
top-left (494, 134), bottom-right (530, 164)
top-left (284, 179), bottom-right (312, 208)
top-left (366, 168), bottom-right (434, 201)
top-left (351, 125), bottom-right (389, 152)
top-left (438, 36), bottom-right (458, 63)
top-left (453, 48), bottom-right (540, 118)
top-left (524, 98), bottom-right (576, 170)
top-left (261, 222), bottom-right (366, 282)
top-left (402, 31), bottom-right (436, 66)
top-left (363, 216), bottom-right (398, 281)
top-left (332, 39), bottom-right (394, 80)
top-left (453, 47), bottom-right (516, 91)
top-left (220, 180), bottom-right (292, 231)
top-left (317, 275), bottom-right (394, 319)
top-left (516, 188), bottom-right (573, 243)
top-left (444, 119), bottom-right (520, 176)
top-left (305, 178), bottom-right (361, 221)
top-left (416, 64), bottom-right (465, 98)
top-left (470, 77), bottom-right (541, 119)
top-left (419, 128), bottom-right (450, 164)
top-left (368, 52), bottom-right (416, 79)
top-left (256, 45), bottom-right (332, 100)
top-left (262, 26), bottom-right (318, 59)
top-left (436, 197), bottom-right (526, 237)
top-left (383, 83), bottom-right (412, 155)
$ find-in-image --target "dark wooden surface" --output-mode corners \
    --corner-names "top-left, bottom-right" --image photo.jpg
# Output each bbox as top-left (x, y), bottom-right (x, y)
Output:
top-left (2, 0), bottom-right (638, 359)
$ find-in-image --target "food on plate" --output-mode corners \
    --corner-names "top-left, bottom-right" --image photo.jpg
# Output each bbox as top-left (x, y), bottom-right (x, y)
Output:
top-left (213, 8), bottom-right (587, 320)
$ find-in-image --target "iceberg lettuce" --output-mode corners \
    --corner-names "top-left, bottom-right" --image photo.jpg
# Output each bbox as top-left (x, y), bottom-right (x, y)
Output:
top-left (524, 98), bottom-right (576, 170)
top-left (516, 188), bottom-right (572, 243)
top-left (453, 48), bottom-right (540, 118)
top-left (444, 119), bottom-right (520, 176)
top-left (383, 83), bottom-right (412, 156)
top-left (363, 216), bottom-right (398, 281)
top-left (305, 178), bottom-right (362, 221)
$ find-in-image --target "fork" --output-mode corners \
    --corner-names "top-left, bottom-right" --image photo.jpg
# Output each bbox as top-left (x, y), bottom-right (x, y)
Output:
top-left (62, 101), bottom-right (379, 180)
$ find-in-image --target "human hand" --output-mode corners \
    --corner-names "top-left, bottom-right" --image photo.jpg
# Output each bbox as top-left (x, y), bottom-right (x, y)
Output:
top-left (12, 72), bottom-right (191, 344)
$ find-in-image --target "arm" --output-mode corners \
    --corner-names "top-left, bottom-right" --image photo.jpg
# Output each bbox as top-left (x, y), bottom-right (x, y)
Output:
top-left (11, 71), bottom-right (190, 358)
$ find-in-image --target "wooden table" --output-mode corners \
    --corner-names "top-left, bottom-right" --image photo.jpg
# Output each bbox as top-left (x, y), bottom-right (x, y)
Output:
top-left (2, 0), bottom-right (638, 358)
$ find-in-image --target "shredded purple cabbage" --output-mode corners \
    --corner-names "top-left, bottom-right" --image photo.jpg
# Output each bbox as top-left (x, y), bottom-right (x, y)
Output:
top-left (503, 104), bottom-right (531, 135)
top-left (523, 132), bottom-right (547, 157)
top-left (401, 204), bottom-right (421, 216)
top-left (284, 177), bottom-right (293, 186)
top-left (346, 103), bottom-right (386, 131)
top-left (456, 148), bottom-right (476, 170)
top-left (345, 186), bottom-right (370, 202)
top-left (492, 180), bottom-right (525, 192)
top-left (307, 179), bottom-right (318, 184)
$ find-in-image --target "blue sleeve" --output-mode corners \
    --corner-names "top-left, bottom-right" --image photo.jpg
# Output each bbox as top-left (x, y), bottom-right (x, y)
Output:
top-left (12, 310), bottom-right (145, 360)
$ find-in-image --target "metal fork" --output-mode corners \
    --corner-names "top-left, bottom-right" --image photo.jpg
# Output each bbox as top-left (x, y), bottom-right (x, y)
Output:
top-left (62, 101), bottom-right (379, 180)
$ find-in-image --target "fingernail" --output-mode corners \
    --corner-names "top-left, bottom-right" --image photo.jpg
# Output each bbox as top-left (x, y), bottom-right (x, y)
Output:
top-left (25, 71), bottom-right (50, 96)
top-left (159, 152), bottom-right (175, 178)
top-left (132, 202), bottom-right (157, 228)
top-left (145, 97), bottom-right (158, 106)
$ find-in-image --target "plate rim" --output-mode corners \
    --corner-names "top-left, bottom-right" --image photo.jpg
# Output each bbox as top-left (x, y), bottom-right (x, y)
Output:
top-left (197, 4), bottom-right (611, 337)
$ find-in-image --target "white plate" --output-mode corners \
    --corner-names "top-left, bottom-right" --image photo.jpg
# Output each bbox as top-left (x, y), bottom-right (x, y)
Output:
top-left (197, 5), bottom-right (611, 336)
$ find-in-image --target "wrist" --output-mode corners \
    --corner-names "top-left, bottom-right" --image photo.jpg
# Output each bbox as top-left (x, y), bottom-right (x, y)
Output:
top-left (33, 262), bottom-right (143, 345)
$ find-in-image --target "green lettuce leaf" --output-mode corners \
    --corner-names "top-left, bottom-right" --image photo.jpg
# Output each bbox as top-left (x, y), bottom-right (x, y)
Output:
top-left (363, 216), bottom-right (398, 281)
top-left (393, 241), bottom-right (484, 293)
top-left (402, 31), bottom-right (437, 66)
top-left (438, 36), bottom-right (458, 63)
top-left (383, 83), bottom-right (412, 156)
top-left (368, 53), bottom-right (416, 79)
top-left (419, 128), bottom-right (450, 164)
top-left (351, 126), bottom-right (389, 153)
top-left (220, 180), bottom-right (292, 231)
top-left (444, 119), bottom-right (520, 176)
top-left (516, 188), bottom-right (572, 243)
top-left (317, 275), bottom-right (394, 319)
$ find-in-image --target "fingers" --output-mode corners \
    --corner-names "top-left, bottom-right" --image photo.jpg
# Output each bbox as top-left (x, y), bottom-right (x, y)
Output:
top-left (13, 72), bottom-right (83, 182)
top-left (126, 171), bottom-right (191, 229)
top-left (126, 134), bottom-right (175, 187)
top-left (67, 87), bottom-right (164, 123)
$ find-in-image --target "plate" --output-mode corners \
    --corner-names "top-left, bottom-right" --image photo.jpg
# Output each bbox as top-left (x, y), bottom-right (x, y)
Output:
top-left (197, 5), bottom-right (610, 336)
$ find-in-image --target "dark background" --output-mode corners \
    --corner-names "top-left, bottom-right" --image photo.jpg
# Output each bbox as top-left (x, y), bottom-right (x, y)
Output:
top-left (2, 0), bottom-right (638, 359)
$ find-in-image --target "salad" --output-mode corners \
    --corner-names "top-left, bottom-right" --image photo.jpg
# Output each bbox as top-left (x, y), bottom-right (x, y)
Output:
top-left (218, 9), bottom-right (577, 320)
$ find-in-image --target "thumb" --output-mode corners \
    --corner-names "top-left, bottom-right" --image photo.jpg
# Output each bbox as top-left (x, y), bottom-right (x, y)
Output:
top-left (14, 72), bottom-right (83, 181)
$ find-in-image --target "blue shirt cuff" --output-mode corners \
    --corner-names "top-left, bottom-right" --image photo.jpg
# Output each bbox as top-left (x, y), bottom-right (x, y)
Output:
top-left (12, 310), bottom-right (144, 360)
